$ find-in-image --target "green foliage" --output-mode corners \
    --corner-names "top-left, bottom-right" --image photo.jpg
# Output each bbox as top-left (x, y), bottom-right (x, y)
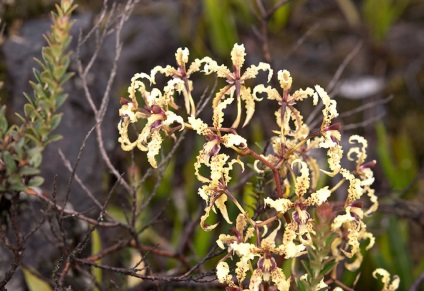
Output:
top-left (362, 0), bottom-right (409, 42)
top-left (0, 0), bottom-right (76, 193)
top-left (300, 204), bottom-right (337, 290)
top-left (202, 0), bottom-right (239, 57)
top-left (374, 122), bottom-right (416, 290)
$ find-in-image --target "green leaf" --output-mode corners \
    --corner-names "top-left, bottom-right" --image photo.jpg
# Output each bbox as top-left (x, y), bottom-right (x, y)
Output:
top-left (24, 104), bottom-right (35, 119)
top-left (29, 153), bottom-right (43, 168)
top-left (55, 93), bottom-right (68, 108)
top-left (21, 266), bottom-right (52, 291)
top-left (42, 47), bottom-right (55, 64)
top-left (3, 151), bottom-right (17, 174)
top-left (320, 260), bottom-right (336, 275)
top-left (33, 68), bottom-right (42, 84)
top-left (45, 134), bottom-right (63, 144)
top-left (10, 182), bottom-right (26, 192)
top-left (301, 259), bottom-right (313, 277)
top-left (203, 0), bottom-right (238, 57)
top-left (297, 278), bottom-right (308, 291)
top-left (40, 71), bottom-right (58, 91)
top-left (50, 114), bottom-right (62, 131)
top-left (14, 112), bottom-right (26, 123)
top-left (91, 229), bottom-right (102, 288)
top-left (30, 82), bottom-right (48, 101)
top-left (50, 44), bottom-right (63, 62)
top-left (0, 106), bottom-right (8, 133)
top-left (28, 176), bottom-right (44, 187)
top-left (19, 167), bottom-right (41, 176)
top-left (324, 233), bottom-right (337, 247)
top-left (38, 125), bottom-right (52, 140)
top-left (53, 64), bottom-right (66, 80)
top-left (307, 248), bottom-right (318, 262)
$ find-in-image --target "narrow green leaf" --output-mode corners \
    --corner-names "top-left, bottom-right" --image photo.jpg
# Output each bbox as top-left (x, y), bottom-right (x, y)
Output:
top-left (320, 260), bottom-right (336, 276)
top-left (14, 112), bottom-right (26, 123)
top-left (21, 266), bottom-right (52, 291)
top-left (297, 279), bottom-right (308, 291)
top-left (55, 93), bottom-right (68, 108)
top-left (301, 259), bottom-right (313, 277)
top-left (203, 0), bottom-right (238, 56)
top-left (50, 114), bottom-right (62, 130)
top-left (0, 106), bottom-right (8, 133)
top-left (91, 229), bottom-right (102, 289)
top-left (45, 134), bottom-right (63, 144)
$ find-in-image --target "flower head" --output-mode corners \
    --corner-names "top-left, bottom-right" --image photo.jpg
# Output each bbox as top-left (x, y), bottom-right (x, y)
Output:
top-left (117, 74), bottom-right (184, 168)
top-left (204, 43), bottom-right (273, 128)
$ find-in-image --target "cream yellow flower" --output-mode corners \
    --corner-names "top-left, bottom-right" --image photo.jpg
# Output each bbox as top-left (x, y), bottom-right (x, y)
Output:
top-left (253, 70), bottom-right (314, 136)
top-left (150, 48), bottom-right (211, 116)
top-left (204, 43), bottom-right (273, 128)
top-left (196, 154), bottom-right (243, 230)
top-left (347, 135), bottom-right (378, 215)
top-left (331, 206), bottom-right (375, 271)
top-left (117, 74), bottom-right (184, 168)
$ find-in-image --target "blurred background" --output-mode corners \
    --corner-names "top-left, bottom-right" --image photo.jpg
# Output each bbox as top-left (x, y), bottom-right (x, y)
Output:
top-left (1, 0), bottom-right (424, 290)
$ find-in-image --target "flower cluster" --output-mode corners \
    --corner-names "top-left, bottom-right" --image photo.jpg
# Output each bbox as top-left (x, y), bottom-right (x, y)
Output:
top-left (117, 44), bottom-right (397, 290)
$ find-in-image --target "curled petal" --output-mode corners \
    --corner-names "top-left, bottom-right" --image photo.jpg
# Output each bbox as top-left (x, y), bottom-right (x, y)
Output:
top-left (373, 268), bottom-right (400, 291)
top-left (164, 111), bottom-right (185, 129)
top-left (249, 268), bottom-right (263, 291)
top-left (230, 242), bottom-right (256, 261)
top-left (340, 169), bottom-right (364, 203)
top-left (243, 62), bottom-right (273, 82)
top-left (240, 86), bottom-right (256, 128)
top-left (221, 133), bottom-right (247, 148)
top-left (217, 234), bottom-right (236, 249)
top-left (194, 150), bottom-right (211, 183)
top-left (305, 186), bottom-right (331, 206)
top-left (235, 257), bottom-right (249, 284)
top-left (215, 194), bottom-right (232, 224)
top-left (347, 135), bottom-right (368, 166)
top-left (200, 205), bottom-right (219, 231)
top-left (290, 87), bottom-right (314, 102)
top-left (291, 159), bottom-right (310, 197)
top-left (320, 143), bottom-right (343, 177)
top-left (264, 197), bottom-right (293, 214)
top-left (216, 262), bottom-right (233, 284)
top-left (147, 130), bottom-right (163, 168)
top-left (252, 84), bottom-right (270, 101)
top-left (344, 251), bottom-right (363, 271)
top-left (261, 220), bottom-right (281, 249)
top-left (188, 116), bottom-right (213, 136)
top-left (210, 154), bottom-right (230, 185)
top-left (313, 85), bottom-right (338, 129)
top-left (271, 268), bottom-right (290, 291)
top-left (236, 213), bottom-right (247, 236)
top-left (281, 223), bottom-right (306, 258)
top-left (213, 95), bottom-right (234, 129)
